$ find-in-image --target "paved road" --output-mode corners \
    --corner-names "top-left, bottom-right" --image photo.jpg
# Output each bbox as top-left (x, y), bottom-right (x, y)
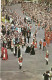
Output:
top-left (1, 4), bottom-right (52, 80)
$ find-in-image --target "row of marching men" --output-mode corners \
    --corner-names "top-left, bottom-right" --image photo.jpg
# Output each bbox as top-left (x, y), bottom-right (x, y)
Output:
top-left (32, 34), bottom-right (50, 51)
top-left (1, 42), bottom-right (49, 66)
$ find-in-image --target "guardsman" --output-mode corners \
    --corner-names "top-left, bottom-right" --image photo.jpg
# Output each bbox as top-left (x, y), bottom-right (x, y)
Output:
top-left (43, 41), bottom-right (46, 51)
top-left (18, 54), bottom-right (23, 69)
top-left (45, 50), bottom-right (49, 65)
top-left (34, 41), bottom-right (37, 48)
top-left (39, 40), bottom-right (42, 49)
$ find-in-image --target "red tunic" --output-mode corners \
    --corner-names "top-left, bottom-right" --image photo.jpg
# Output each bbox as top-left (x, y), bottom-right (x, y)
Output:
top-left (19, 57), bottom-right (23, 63)
top-left (34, 42), bottom-right (37, 48)
top-left (2, 48), bottom-right (8, 60)
top-left (46, 53), bottom-right (49, 58)
top-left (39, 41), bottom-right (42, 45)
top-left (43, 42), bottom-right (46, 47)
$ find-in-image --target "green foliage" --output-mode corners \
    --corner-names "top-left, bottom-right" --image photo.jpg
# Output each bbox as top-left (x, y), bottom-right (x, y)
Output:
top-left (24, 0), bottom-right (32, 1)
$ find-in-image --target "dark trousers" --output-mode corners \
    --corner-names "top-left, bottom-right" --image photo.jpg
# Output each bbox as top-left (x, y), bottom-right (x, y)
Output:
top-left (24, 38), bottom-right (26, 43)
top-left (46, 60), bottom-right (48, 65)
top-left (30, 32), bottom-right (31, 37)
top-left (19, 65), bottom-right (22, 69)
top-left (14, 46), bottom-right (17, 56)
top-left (28, 37), bottom-right (29, 43)
top-left (11, 48), bottom-right (13, 52)
top-left (43, 46), bottom-right (46, 51)
top-left (40, 44), bottom-right (41, 49)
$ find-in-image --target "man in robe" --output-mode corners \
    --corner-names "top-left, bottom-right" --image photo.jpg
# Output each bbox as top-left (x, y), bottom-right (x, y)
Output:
top-left (2, 45), bottom-right (8, 60)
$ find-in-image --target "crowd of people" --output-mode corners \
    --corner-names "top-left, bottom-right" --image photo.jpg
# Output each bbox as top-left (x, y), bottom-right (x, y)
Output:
top-left (21, 2), bottom-right (52, 28)
top-left (22, 2), bottom-right (52, 47)
top-left (1, 5), bottom-right (35, 69)
top-left (1, 2), bottom-right (52, 72)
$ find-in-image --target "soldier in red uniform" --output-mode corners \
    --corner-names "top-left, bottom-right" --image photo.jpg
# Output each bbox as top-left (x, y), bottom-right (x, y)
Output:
top-left (45, 50), bottom-right (49, 65)
top-left (34, 41), bottom-right (37, 48)
top-left (18, 54), bottom-right (23, 69)
top-left (39, 40), bottom-right (42, 49)
top-left (43, 40), bottom-right (46, 51)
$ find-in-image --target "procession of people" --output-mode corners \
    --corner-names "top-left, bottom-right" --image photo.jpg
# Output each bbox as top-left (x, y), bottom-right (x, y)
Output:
top-left (1, 1), bottom-right (52, 74)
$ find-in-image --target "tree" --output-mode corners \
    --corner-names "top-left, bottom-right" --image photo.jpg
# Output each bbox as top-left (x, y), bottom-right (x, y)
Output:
top-left (5, 0), bottom-right (9, 4)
